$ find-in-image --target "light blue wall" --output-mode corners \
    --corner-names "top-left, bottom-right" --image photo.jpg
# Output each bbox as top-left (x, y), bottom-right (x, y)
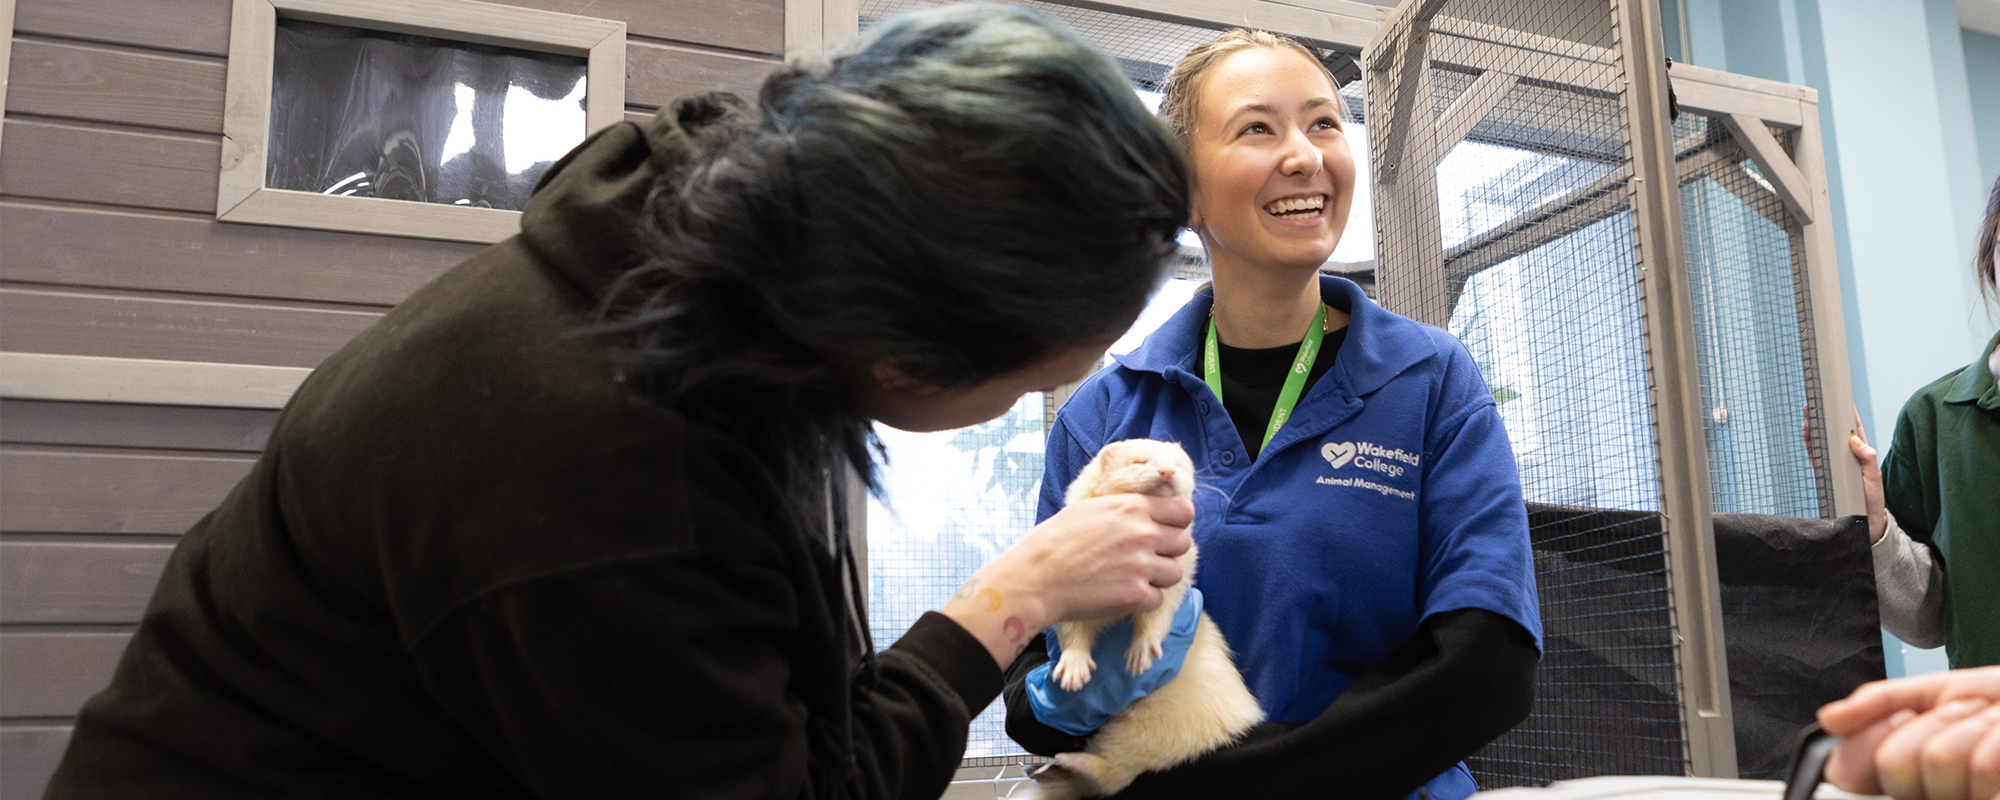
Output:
top-left (1681, 0), bottom-right (1997, 676)
top-left (1967, 29), bottom-right (2000, 187)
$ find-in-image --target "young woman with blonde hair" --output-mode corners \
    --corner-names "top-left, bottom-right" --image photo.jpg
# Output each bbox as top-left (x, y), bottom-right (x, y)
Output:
top-left (1005, 29), bottom-right (1543, 800)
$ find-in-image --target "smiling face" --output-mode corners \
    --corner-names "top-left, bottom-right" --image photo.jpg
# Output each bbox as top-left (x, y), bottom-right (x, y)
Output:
top-left (1184, 47), bottom-right (1356, 274)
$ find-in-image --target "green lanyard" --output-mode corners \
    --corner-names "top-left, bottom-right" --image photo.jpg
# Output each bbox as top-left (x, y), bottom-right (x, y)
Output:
top-left (1204, 303), bottom-right (1327, 453)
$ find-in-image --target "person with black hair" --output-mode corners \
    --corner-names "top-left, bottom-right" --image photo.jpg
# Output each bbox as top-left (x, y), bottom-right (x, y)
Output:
top-left (43, 6), bottom-right (1197, 799)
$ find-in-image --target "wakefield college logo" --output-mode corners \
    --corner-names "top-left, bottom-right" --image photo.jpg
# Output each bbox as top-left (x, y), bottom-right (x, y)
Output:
top-left (1320, 441), bottom-right (1356, 469)
top-left (1317, 440), bottom-right (1420, 500)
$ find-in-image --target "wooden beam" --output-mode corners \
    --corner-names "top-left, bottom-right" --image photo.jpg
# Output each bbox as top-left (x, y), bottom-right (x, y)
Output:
top-left (0, 353), bottom-right (310, 408)
top-left (1720, 112), bottom-right (1814, 223)
top-left (0, 288), bottom-right (381, 368)
top-left (0, 541), bottom-right (176, 624)
top-left (1613, 0), bottom-right (1736, 777)
top-left (0, 447), bottom-right (255, 534)
top-left (0, 632), bottom-right (132, 717)
top-left (1435, 69), bottom-right (1519, 153)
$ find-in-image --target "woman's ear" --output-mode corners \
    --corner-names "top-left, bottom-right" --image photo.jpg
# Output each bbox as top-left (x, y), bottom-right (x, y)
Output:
top-left (870, 357), bottom-right (943, 397)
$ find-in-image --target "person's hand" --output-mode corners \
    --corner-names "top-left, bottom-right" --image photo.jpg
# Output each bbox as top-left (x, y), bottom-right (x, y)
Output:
top-left (1818, 666), bottom-right (2000, 800)
top-left (1850, 407), bottom-right (1888, 544)
top-left (943, 494), bottom-right (1193, 669)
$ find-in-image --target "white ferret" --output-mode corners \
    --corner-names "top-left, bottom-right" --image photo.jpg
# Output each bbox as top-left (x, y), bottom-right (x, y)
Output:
top-left (1025, 439), bottom-right (1265, 800)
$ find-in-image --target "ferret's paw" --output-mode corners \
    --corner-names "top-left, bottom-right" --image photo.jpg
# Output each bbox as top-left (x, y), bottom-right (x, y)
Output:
top-left (1052, 650), bottom-right (1096, 691)
top-left (1046, 752), bottom-right (1112, 796)
top-left (1126, 638), bottom-right (1164, 674)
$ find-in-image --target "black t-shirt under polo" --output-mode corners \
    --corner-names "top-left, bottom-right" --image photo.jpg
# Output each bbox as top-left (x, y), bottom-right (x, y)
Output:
top-left (1216, 325), bottom-right (1348, 460)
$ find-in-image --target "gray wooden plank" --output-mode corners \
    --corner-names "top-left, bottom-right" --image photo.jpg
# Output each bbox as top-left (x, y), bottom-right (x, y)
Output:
top-left (624, 39), bottom-right (778, 110)
top-left (0, 541), bottom-right (174, 623)
top-left (0, 632), bottom-right (130, 717)
top-left (3, 33), bottom-right (768, 138)
top-left (499, 0), bottom-right (784, 56)
top-left (0, 400), bottom-right (277, 452)
top-left (14, 0), bottom-right (229, 55)
top-left (0, 287), bottom-right (384, 369)
top-left (0, 448), bottom-right (253, 535)
top-left (0, 201), bottom-right (478, 306)
top-left (16, 0), bottom-right (784, 58)
top-left (0, 724), bottom-right (71, 800)
top-left (4, 38), bottom-right (227, 134)
top-left (0, 119), bottom-right (218, 214)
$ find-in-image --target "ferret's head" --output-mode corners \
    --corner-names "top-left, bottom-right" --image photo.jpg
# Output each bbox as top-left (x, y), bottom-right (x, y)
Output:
top-left (1093, 439), bottom-right (1196, 498)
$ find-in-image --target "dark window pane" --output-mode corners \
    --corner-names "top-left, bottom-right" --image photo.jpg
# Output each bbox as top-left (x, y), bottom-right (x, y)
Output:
top-left (267, 18), bottom-right (587, 211)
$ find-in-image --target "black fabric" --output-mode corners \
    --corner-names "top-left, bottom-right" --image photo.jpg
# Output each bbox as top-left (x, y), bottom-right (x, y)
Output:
top-left (1215, 325), bottom-right (1346, 460)
top-left (44, 95), bottom-right (1000, 800)
top-left (1469, 504), bottom-right (1685, 784)
top-left (1004, 608), bottom-right (1537, 799)
top-left (1470, 504), bottom-right (1885, 785)
top-left (1711, 512), bottom-right (1885, 780)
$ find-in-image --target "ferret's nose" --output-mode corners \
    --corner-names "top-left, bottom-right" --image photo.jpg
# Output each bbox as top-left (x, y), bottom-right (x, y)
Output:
top-left (1157, 466), bottom-right (1177, 478)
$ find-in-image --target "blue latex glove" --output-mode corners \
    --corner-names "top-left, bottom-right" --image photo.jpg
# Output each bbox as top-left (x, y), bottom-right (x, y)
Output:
top-left (1024, 587), bottom-right (1205, 735)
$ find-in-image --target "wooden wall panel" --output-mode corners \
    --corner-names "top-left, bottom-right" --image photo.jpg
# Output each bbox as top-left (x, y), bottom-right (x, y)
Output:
top-left (0, 633), bottom-right (129, 717)
top-left (0, 288), bottom-right (383, 368)
top-left (5, 38), bottom-right (227, 134)
top-left (624, 39), bottom-right (778, 109)
top-left (0, 119), bottom-right (217, 213)
top-left (3, 35), bottom-right (768, 138)
top-left (0, 201), bottom-right (476, 306)
top-left (0, 400), bottom-right (278, 452)
top-left (0, 541), bottom-right (175, 623)
top-left (0, 725), bottom-right (71, 800)
top-left (14, 0), bottom-right (785, 58)
top-left (13, 0), bottom-right (230, 56)
top-left (0, 448), bottom-right (254, 535)
top-left (501, 0), bottom-right (784, 54)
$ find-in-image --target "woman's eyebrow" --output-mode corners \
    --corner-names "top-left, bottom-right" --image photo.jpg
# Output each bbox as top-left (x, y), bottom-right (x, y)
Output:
top-left (1225, 97), bottom-right (1338, 124)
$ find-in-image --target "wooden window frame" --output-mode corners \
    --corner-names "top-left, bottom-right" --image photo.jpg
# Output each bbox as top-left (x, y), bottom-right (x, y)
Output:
top-left (217, 0), bottom-right (626, 244)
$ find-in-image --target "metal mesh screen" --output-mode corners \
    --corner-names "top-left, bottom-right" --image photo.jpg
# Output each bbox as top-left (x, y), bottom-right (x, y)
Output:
top-left (855, 0), bottom-right (1229, 765)
top-left (865, 394), bottom-right (1046, 762)
top-left (1365, 0), bottom-right (1686, 785)
top-left (1675, 116), bottom-right (1829, 518)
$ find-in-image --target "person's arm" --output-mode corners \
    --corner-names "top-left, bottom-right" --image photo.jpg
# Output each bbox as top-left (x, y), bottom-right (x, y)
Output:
top-left (1819, 666), bottom-right (2000, 800)
top-left (1873, 510), bottom-right (1947, 648)
top-left (410, 554), bottom-right (991, 800)
top-left (1850, 420), bottom-right (1946, 648)
top-left (1105, 608), bottom-right (1537, 799)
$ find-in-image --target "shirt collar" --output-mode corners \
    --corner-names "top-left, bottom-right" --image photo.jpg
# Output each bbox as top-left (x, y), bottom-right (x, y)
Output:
top-left (1945, 329), bottom-right (2000, 410)
top-left (1112, 275), bottom-right (1432, 396)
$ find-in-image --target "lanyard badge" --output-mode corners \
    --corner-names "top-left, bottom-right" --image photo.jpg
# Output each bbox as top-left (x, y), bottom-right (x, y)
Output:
top-left (1204, 303), bottom-right (1327, 454)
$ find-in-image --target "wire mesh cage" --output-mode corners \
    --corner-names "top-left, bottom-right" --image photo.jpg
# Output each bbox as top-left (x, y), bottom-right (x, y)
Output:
top-left (1367, 0), bottom-right (1842, 786)
top-left (1674, 115), bottom-right (1830, 519)
top-left (1363, 0), bottom-right (1692, 785)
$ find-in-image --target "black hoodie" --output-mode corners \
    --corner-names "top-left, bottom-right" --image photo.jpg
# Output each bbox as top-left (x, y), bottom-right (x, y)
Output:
top-left (44, 95), bottom-right (999, 800)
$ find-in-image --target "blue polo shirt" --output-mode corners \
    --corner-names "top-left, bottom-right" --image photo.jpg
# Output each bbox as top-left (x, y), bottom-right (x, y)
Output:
top-left (1038, 276), bottom-right (1542, 796)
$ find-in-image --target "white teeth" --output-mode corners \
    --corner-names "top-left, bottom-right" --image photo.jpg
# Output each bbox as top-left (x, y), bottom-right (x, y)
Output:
top-left (1265, 196), bottom-right (1326, 215)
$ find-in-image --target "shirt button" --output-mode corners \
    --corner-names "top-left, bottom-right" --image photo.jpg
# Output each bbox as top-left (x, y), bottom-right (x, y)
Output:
top-left (1198, 401), bottom-right (1211, 414)
top-left (1219, 451), bottom-right (1235, 465)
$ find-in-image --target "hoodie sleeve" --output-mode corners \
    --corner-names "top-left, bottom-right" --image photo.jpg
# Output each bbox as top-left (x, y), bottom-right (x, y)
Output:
top-left (1102, 609), bottom-right (1536, 800)
top-left (406, 448), bottom-right (1001, 800)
